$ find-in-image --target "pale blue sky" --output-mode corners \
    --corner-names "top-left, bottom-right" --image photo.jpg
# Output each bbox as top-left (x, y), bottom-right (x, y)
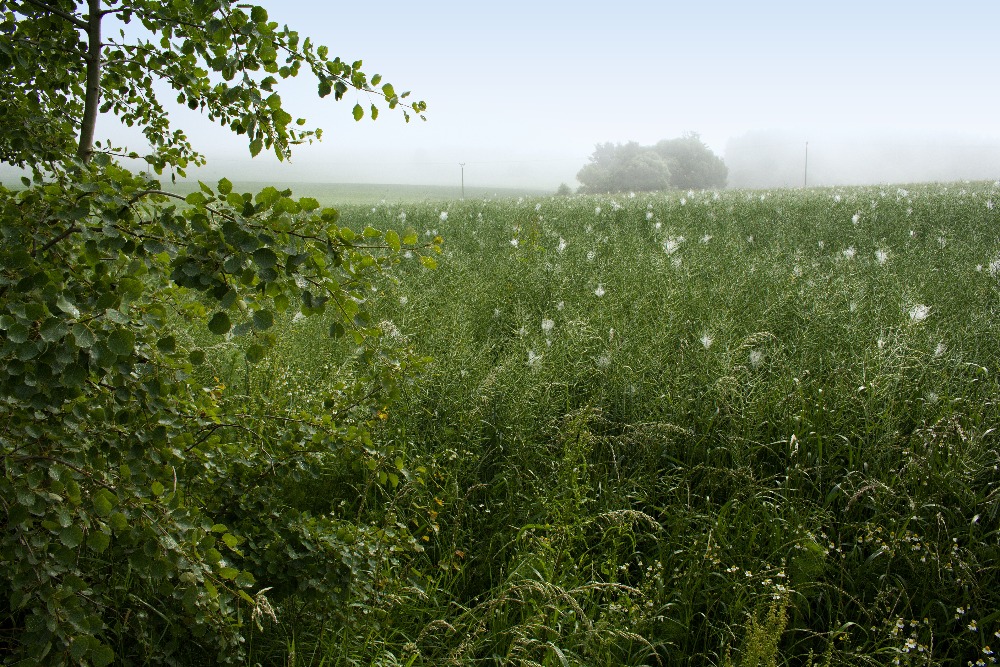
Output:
top-left (111, 0), bottom-right (1000, 187)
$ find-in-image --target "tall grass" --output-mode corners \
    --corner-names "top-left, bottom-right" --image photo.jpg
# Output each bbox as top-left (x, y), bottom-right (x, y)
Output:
top-left (220, 184), bottom-right (1000, 665)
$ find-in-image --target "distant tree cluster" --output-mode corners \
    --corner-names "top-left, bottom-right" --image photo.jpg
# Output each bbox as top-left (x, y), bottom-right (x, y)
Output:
top-left (576, 133), bottom-right (728, 193)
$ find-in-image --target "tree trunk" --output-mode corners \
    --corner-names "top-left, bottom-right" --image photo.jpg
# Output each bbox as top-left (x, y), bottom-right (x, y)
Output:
top-left (77, 0), bottom-right (103, 161)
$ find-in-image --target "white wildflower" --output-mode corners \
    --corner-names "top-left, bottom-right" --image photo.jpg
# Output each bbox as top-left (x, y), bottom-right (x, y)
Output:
top-left (934, 341), bottom-right (947, 357)
top-left (510, 238), bottom-right (519, 247)
top-left (587, 250), bottom-right (596, 261)
top-left (439, 211), bottom-right (448, 222)
top-left (875, 249), bottom-right (889, 265)
top-left (646, 210), bottom-right (654, 220)
top-left (852, 213), bottom-right (860, 224)
top-left (596, 353), bottom-right (611, 368)
top-left (749, 350), bottom-right (763, 367)
top-left (556, 301), bottom-right (565, 311)
top-left (535, 203), bottom-right (541, 212)
top-left (557, 237), bottom-right (567, 253)
top-left (541, 318), bottom-right (555, 333)
top-left (700, 333), bottom-right (713, 349)
top-left (594, 206), bottom-right (602, 215)
top-left (842, 246), bottom-right (856, 260)
top-left (399, 296), bottom-right (408, 306)
top-left (594, 284), bottom-right (606, 298)
top-left (379, 320), bottom-right (405, 343)
top-left (908, 304), bottom-right (931, 323)
top-left (527, 350), bottom-right (542, 369)
top-left (664, 236), bottom-right (684, 255)
top-left (701, 234), bottom-right (712, 244)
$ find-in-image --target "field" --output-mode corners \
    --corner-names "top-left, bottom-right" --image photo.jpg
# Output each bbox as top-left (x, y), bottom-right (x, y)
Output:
top-left (199, 182), bottom-right (1000, 666)
top-left (165, 180), bottom-right (548, 205)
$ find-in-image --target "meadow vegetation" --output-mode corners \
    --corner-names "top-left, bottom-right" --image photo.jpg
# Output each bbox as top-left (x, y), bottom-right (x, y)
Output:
top-left (212, 182), bottom-right (1000, 665)
top-left (2, 2), bottom-right (998, 665)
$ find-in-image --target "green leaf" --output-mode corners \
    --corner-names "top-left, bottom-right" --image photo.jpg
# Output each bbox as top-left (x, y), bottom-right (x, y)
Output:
top-left (87, 531), bottom-right (111, 553)
top-left (385, 230), bottom-right (400, 252)
top-left (252, 309), bottom-right (274, 330)
top-left (40, 317), bottom-right (68, 342)
top-left (235, 570), bottom-right (256, 587)
top-left (157, 335), bottom-right (176, 353)
top-left (222, 533), bottom-right (239, 548)
top-left (402, 230), bottom-right (418, 245)
top-left (208, 312), bottom-right (231, 335)
top-left (217, 178), bottom-right (233, 195)
top-left (244, 343), bottom-right (266, 364)
top-left (91, 643), bottom-right (115, 667)
top-left (93, 490), bottom-right (116, 518)
top-left (219, 566), bottom-right (239, 580)
top-left (109, 512), bottom-right (128, 532)
top-left (251, 5), bottom-right (268, 22)
top-left (60, 524), bottom-right (84, 548)
top-left (7, 322), bottom-right (30, 344)
top-left (185, 191), bottom-right (207, 206)
top-left (190, 349), bottom-right (206, 365)
top-left (259, 43), bottom-right (277, 63)
top-left (420, 255), bottom-right (438, 269)
top-left (56, 295), bottom-right (80, 318)
top-left (107, 329), bottom-right (135, 355)
top-left (252, 247), bottom-right (278, 269)
top-left (353, 103), bottom-right (364, 121)
top-left (151, 481), bottom-right (165, 497)
top-left (71, 324), bottom-right (95, 348)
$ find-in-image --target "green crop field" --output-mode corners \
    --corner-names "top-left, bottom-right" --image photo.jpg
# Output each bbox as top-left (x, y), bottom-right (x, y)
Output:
top-left (191, 182), bottom-right (1000, 665)
top-left (165, 180), bottom-right (548, 205)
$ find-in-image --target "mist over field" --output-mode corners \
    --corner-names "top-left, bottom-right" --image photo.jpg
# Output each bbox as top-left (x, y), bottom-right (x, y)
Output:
top-left (6, 0), bottom-right (998, 194)
top-left (725, 131), bottom-right (1000, 189)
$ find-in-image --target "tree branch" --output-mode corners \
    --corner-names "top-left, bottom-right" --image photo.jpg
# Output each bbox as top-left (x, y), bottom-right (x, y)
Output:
top-left (20, 0), bottom-right (88, 30)
top-left (77, 0), bottom-right (103, 160)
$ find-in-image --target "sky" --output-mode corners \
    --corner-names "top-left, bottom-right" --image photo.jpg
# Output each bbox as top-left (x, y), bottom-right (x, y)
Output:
top-left (68, 0), bottom-right (1000, 189)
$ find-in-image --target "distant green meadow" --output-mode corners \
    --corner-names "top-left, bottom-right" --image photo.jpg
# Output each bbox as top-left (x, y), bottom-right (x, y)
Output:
top-left (207, 182), bottom-right (1000, 665)
top-left (166, 180), bottom-right (548, 205)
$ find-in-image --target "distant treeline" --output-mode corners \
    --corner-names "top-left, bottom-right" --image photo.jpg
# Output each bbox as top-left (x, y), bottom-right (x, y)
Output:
top-left (573, 132), bottom-right (728, 194)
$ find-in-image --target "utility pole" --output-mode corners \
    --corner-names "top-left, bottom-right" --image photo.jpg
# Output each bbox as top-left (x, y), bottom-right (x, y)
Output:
top-left (803, 142), bottom-right (809, 188)
top-left (459, 163), bottom-right (465, 199)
